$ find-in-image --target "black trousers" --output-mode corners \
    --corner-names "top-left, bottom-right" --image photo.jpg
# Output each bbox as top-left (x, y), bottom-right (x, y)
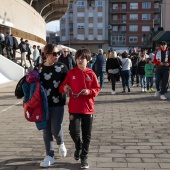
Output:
top-left (69, 113), bottom-right (93, 159)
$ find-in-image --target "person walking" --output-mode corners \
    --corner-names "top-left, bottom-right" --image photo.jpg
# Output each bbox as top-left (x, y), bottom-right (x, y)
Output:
top-left (153, 41), bottom-right (170, 100)
top-left (11, 34), bottom-right (19, 61)
top-left (25, 40), bottom-right (32, 68)
top-left (130, 48), bottom-right (140, 86)
top-left (39, 44), bottom-right (68, 167)
top-left (5, 32), bottom-right (13, 60)
top-left (32, 45), bottom-right (40, 66)
top-left (145, 57), bottom-right (155, 93)
top-left (59, 48), bottom-right (100, 169)
top-left (106, 50), bottom-right (122, 94)
top-left (121, 51), bottom-right (132, 92)
top-left (137, 54), bottom-right (146, 92)
top-left (93, 49), bottom-right (106, 90)
top-left (58, 48), bottom-right (76, 70)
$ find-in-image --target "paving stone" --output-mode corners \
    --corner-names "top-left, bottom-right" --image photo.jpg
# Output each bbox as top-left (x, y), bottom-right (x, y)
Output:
top-left (1, 79), bottom-right (170, 169)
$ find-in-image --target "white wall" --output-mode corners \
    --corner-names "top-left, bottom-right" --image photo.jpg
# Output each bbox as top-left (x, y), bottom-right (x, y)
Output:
top-left (0, 55), bottom-right (24, 83)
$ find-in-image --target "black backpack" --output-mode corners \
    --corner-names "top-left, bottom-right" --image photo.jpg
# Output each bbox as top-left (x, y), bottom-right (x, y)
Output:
top-left (15, 75), bottom-right (26, 99)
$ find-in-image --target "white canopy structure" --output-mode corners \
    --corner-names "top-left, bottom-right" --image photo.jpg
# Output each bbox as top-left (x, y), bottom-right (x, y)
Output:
top-left (57, 44), bottom-right (77, 53)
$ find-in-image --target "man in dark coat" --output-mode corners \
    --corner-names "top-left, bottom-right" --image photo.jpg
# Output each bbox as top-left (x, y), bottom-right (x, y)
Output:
top-left (93, 49), bottom-right (106, 90)
top-left (58, 48), bottom-right (76, 70)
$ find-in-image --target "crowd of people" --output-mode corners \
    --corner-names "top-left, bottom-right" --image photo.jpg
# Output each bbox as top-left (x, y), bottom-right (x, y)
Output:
top-left (13, 40), bottom-right (170, 169)
top-left (0, 32), bottom-right (43, 69)
top-left (87, 41), bottom-right (170, 101)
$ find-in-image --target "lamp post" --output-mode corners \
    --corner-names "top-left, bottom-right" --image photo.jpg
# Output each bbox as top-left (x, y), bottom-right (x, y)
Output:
top-left (160, 3), bottom-right (163, 27)
top-left (153, 19), bottom-right (155, 30)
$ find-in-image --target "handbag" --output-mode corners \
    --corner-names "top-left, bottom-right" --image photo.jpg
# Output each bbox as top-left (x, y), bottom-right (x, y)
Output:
top-left (108, 68), bottom-right (119, 74)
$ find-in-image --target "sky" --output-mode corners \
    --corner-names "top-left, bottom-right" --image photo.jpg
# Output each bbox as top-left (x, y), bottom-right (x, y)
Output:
top-left (46, 20), bottom-right (60, 32)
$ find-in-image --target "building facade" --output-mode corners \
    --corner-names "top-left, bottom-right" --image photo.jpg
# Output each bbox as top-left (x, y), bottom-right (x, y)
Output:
top-left (109, 0), bottom-right (163, 51)
top-left (60, 0), bottom-right (109, 53)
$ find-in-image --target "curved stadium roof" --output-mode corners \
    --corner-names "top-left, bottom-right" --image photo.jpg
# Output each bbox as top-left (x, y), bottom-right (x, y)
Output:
top-left (23, 0), bottom-right (69, 23)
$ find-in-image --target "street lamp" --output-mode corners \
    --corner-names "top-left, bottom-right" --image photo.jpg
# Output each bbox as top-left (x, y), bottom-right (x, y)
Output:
top-left (159, 3), bottom-right (163, 27)
top-left (153, 18), bottom-right (155, 30)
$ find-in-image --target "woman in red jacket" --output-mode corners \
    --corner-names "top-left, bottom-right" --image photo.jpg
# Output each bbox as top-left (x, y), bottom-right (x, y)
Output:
top-left (59, 48), bottom-right (100, 169)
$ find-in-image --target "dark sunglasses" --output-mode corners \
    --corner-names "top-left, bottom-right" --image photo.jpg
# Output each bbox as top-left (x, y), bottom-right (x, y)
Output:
top-left (64, 51), bottom-right (69, 52)
top-left (52, 52), bottom-right (61, 56)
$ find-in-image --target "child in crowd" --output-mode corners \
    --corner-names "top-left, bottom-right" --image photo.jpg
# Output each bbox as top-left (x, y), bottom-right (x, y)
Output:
top-left (145, 57), bottom-right (155, 92)
top-left (137, 54), bottom-right (146, 92)
top-left (59, 48), bottom-right (100, 169)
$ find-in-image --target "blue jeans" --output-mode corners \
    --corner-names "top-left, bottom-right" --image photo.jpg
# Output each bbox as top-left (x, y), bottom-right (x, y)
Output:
top-left (140, 75), bottom-right (146, 89)
top-left (155, 69), bottom-right (169, 95)
top-left (146, 77), bottom-right (153, 90)
top-left (121, 70), bottom-right (131, 90)
top-left (43, 106), bottom-right (64, 157)
top-left (96, 71), bottom-right (105, 89)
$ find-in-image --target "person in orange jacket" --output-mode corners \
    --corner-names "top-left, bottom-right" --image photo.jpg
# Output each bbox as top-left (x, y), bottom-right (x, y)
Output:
top-left (59, 48), bottom-right (100, 169)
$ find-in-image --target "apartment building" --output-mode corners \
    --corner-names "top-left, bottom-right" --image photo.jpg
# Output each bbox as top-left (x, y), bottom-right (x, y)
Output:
top-left (109, 0), bottom-right (163, 50)
top-left (60, 0), bottom-right (109, 52)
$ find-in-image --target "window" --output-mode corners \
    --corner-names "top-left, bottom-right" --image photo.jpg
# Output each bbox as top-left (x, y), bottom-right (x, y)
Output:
top-left (88, 35), bottom-right (94, 40)
top-left (97, 35), bottom-right (103, 40)
top-left (97, 23), bottom-right (103, 29)
top-left (77, 1), bottom-right (84, 7)
top-left (89, 23), bottom-right (93, 28)
top-left (112, 26), bottom-right (118, 31)
top-left (77, 12), bottom-right (84, 18)
top-left (122, 15), bottom-right (126, 21)
top-left (113, 4), bottom-right (118, 9)
top-left (113, 15), bottom-right (118, 20)
top-left (98, 45), bottom-right (102, 49)
top-left (142, 14), bottom-right (150, 20)
top-left (142, 26), bottom-right (150, 31)
top-left (129, 36), bottom-right (138, 43)
top-left (142, 2), bottom-right (151, 9)
top-left (122, 4), bottom-right (126, 9)
top-left (129, 25), bottom-right (138, 31)
top-left (130, 3), bottom-right (138, 9)
top-left (120, 26), bottom-right (126, 31)
top-left (154, 3), bottom-right (159, 8)
top-left (61, 36), bottom-right (66, 41)
top-left (111, 35), bottom-right (126, 45)
top-left (98, 1), bottom-right (102, 7)
top-left (89, 12), bottom-right (93, 18)
top-left (98, 12), bottom-right (103, 18)
top-left (77, 23), bottom-right (84, 29)
top-left (77, 34), bottom-right (84, 40)
top-left (130, 14), bottom-right (138, 20)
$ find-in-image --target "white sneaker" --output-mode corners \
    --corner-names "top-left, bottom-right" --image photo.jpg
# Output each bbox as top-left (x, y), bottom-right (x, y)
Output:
top-left (142, 88), bottom-right (145, 92)
top-left (59, 143), bottom-right (67, 157)
top-left (111, 91), bottom-right (116, 95)
top-left (40, 155), bottom-right (55, 167)
top-left (154, 91), bottom-right (160, 97)
top-left (160, 95), bottom-right (167, 100)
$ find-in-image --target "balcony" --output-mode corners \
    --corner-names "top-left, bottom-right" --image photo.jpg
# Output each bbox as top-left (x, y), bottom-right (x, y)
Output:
top-left (110, 0), bottom-right (127, 2)
top-left (110, 19), bottom-right (126, 25)
top-left (111, 41), bottom-right (126, 46)
top-left (110, 8), bottom-right (127, 13)
top-left (110, 30), bottom-right (126, 34)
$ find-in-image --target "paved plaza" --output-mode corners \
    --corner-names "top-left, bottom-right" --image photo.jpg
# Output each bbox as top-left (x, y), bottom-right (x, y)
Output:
top-left (0, 79), bottom-right (170, 170)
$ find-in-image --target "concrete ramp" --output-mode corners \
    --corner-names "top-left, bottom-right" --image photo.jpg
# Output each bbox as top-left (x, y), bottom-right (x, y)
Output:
top-left (0, 55), bottom-right (25, 84)
top-left (0, 72), bottom-right (11, 84)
